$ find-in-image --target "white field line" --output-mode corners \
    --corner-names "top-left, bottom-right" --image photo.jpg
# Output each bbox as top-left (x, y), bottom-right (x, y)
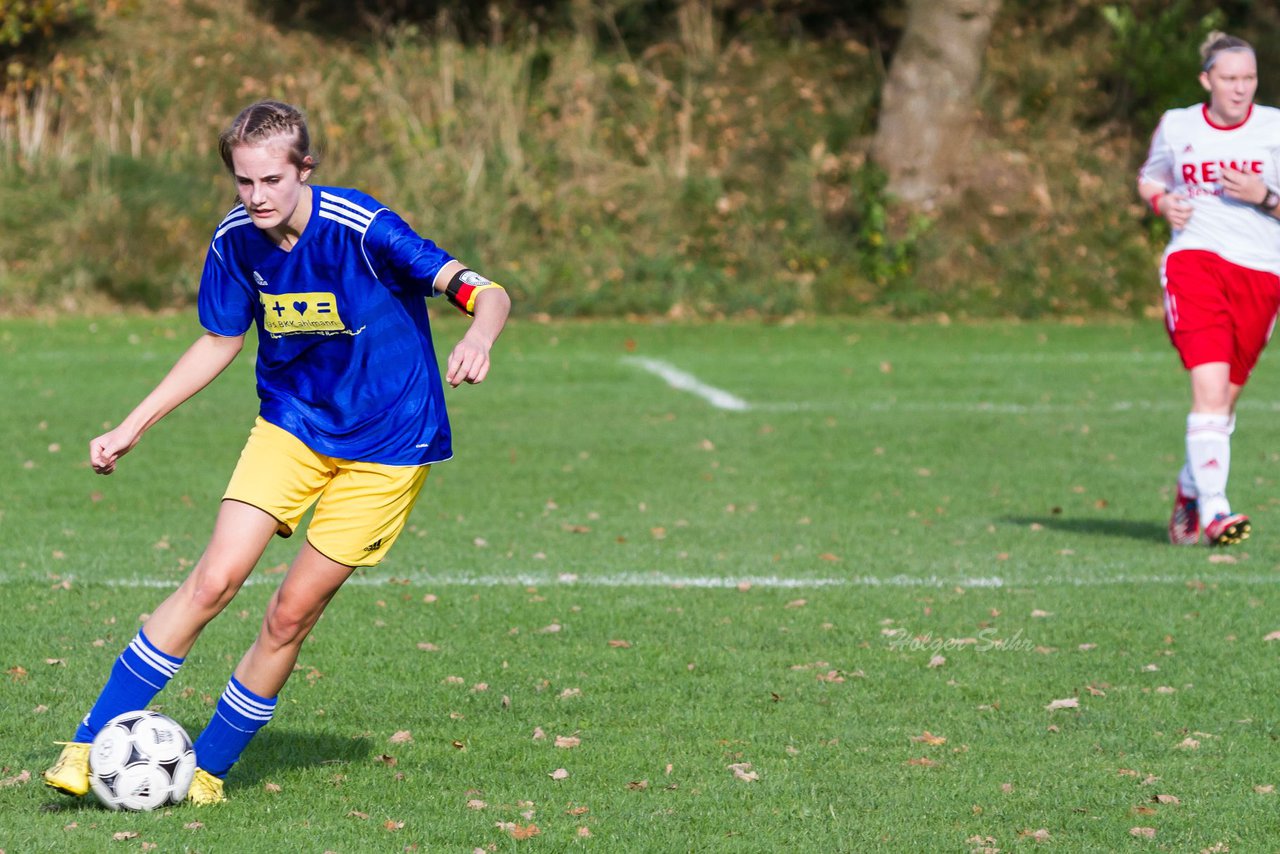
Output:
top-left (623, 357), bottom-right (751, 411)
top-left (617, 355), bottom-right (1280, 416)
top-left (10, 570), bottom-right (1280, 589)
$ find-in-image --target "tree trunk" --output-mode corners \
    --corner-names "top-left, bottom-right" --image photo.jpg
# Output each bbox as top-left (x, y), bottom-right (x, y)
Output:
top-left (871, 0), bottom-right (1001, 207)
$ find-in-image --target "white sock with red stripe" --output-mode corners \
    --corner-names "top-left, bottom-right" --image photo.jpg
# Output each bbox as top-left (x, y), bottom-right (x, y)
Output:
top-left (1186, 412), bottom-right (1233, 524)
top-left (1176, 461), bottom-right (1197, 498)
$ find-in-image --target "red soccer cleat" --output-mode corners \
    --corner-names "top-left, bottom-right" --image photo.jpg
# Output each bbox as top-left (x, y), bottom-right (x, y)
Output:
top-left (1168, 487), bottom-right (1199, 546)
top-left (1204, 512), bottom-right (1250, 546)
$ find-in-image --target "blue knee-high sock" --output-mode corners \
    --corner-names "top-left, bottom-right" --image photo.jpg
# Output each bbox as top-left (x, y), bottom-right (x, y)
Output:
top-left (73, 629), bottom-right (184, 743)
top-left (192, 676), bottom-right (277, 778)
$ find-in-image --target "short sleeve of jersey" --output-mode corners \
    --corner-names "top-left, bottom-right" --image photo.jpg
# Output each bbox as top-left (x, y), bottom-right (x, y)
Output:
top-left (364, 210), bottom-right (454, 297)
top-left (1139, 113), bottom-right (1175, 189)
top-left (197, 243), bottom-right (256, 336)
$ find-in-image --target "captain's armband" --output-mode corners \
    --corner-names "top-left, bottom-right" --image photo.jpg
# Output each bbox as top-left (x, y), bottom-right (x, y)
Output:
top-left (443, 268), bottom-right (505, 316)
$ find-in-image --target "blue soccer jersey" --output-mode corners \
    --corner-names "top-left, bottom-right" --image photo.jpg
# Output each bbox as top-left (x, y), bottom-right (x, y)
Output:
top-left (197, 185), bottom-right (454, 466)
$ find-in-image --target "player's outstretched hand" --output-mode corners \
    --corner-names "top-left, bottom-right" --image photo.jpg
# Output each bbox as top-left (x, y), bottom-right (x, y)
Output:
top-left (90, 425), bottom-right (140, 475)
top-left (445, 332), bottom-right (493, 387)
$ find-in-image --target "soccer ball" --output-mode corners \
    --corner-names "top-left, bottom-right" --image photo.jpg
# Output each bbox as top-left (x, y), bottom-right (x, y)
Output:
top-left (89, 710), bottom-right (196, 811)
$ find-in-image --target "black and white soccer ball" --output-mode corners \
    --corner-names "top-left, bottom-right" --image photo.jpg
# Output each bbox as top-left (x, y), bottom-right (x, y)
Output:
top-left (89, 710), bottom-right (196, 811)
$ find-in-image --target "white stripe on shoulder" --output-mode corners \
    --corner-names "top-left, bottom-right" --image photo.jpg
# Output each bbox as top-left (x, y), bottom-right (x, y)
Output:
top-left (215, 211), bottom-right (253, 240)
top-left (319, 208), bottom-right (369, 234)
top-left (319, 191), bottom-right (378, 223)
top-left (216, 204), bottom-right (247, 227)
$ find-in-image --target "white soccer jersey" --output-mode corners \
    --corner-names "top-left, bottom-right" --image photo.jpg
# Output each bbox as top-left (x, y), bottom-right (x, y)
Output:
top-left (1140, 103), bottom-right (1280, 274)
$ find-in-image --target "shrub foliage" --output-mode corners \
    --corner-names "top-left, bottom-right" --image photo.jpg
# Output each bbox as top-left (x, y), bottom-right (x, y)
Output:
top-left (2, 0), bottom-right (1280, 318)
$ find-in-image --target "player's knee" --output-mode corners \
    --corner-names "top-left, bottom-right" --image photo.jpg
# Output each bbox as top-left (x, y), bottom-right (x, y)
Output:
top-left (186, 564), bottom-right (247, 614)
top-left (261, 600), bottom-right (315, 649)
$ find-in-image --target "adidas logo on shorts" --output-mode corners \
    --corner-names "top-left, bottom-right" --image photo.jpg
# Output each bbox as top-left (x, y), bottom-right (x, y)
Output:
top-left (363, 538), bottom-right (384, 553)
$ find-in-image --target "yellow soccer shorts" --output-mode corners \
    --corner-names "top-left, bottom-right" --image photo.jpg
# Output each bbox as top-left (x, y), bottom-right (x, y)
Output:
top-left (223, 417), bottom-right (430, 567)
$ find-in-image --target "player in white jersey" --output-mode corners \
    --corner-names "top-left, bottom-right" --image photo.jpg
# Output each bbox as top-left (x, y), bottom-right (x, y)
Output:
top-left (1138, 31), bottom-right (1280, 546)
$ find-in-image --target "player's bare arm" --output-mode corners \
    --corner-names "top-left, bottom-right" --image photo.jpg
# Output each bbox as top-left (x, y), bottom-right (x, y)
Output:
top-left (431, 259), bottom-right (512, 387)
top-left (1219, 165), bottom-right (1280, 218)
top-left (90, 332), bottom-right (244, 474)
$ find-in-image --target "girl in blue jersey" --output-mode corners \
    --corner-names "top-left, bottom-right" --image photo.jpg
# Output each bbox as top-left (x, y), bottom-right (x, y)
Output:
top-left (44, 100), bottom-right (511, 804)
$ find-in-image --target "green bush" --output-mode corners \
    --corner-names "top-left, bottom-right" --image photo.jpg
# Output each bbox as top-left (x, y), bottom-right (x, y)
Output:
top-left (0, 0), bottom-right (92, 54)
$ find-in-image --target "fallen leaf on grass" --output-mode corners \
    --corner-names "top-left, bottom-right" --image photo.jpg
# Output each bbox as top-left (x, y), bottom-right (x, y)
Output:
top-left (348, 811), bottom-right (370, 820)
top-left (559, 688), bottom-right (582, 699)
top-left (1045, 697), bottom-right (1079, 712)
top-left (549, 768), bottom-right (569, 780)
top-left (555, 736), bottom-right (581, 749)
top-left (927, 655), bottom-right (946, 669)
top-left (565, 805), bottom-right (589, 816)
top-left (1132, 805), bottom-right (1157, 816)
top-left (506, 823), bottom-right (540, 840)
top-left (263, 782), bottom-right (282, 793)
top-left (1152, 794), bottom-right (1180, 805)
top-left (816, 670), bottom-right (845, 683)
top-left (183, 822), bottom-right (203, 830)
top-left (1130, 826), bottom-right (1156, 839)
top-left (1019, 828), bottom-right (1050, 842)
top-left (1254, 784), bottom-right (1275, 794)
top-left (911, 731), bottom-right (947, 746)
top-left (607, 639), bottom-right (631, 648)
top-left (532, 727), bottom-right (546, 740)
top-left (375, 754), bottom-right (397, 766)
top-left (1175, 737), bottom-right (1200, 750)
top-left (728, 763), bottom-right (758, 782)
top-left (112, 831), bottom-right (140, 840)
top-left (577, 827), bottom-right (592, 838)
top-left (626, 779), bottom-right (648, 790)
top-left (467, 799), bottom-right (487, 810)
top-left (1, 770), bottom-right (30, 787)
top-left (389, 730), bottom-right (413, 744)
top-left (1264, 631), bottom-right (1280, 642)
top-left (384, 820), bottom-right (405, 831)
top-left (906, 757), bottom-right (938, 767)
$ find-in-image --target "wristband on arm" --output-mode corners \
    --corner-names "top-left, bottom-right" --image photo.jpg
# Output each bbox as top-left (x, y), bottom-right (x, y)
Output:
top-left (1260, 189), bottom-right (1280, 213)
top-left (444, 269), bottom-right (505, 316)
top-left (1149, 192), bottom-right (1164, 215)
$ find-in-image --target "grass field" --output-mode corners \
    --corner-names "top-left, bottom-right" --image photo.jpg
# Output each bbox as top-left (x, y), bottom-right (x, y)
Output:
top-left (2, 313), bottom-right (1280, 852)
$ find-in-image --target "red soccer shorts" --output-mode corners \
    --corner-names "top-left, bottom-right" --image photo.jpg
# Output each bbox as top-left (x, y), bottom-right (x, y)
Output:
top-left (1162, 249), bottom-right (1280, 386)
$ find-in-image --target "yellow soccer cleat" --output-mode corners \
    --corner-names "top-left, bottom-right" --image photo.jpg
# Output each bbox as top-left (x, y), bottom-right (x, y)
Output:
top-left (43, 742), bottom-right (91, 797)
top-left (186, 768), bottom-right (226, 805)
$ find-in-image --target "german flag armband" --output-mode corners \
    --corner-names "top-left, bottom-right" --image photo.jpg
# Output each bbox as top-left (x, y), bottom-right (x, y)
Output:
top-left (444, 269), bottom-right (505, 316)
